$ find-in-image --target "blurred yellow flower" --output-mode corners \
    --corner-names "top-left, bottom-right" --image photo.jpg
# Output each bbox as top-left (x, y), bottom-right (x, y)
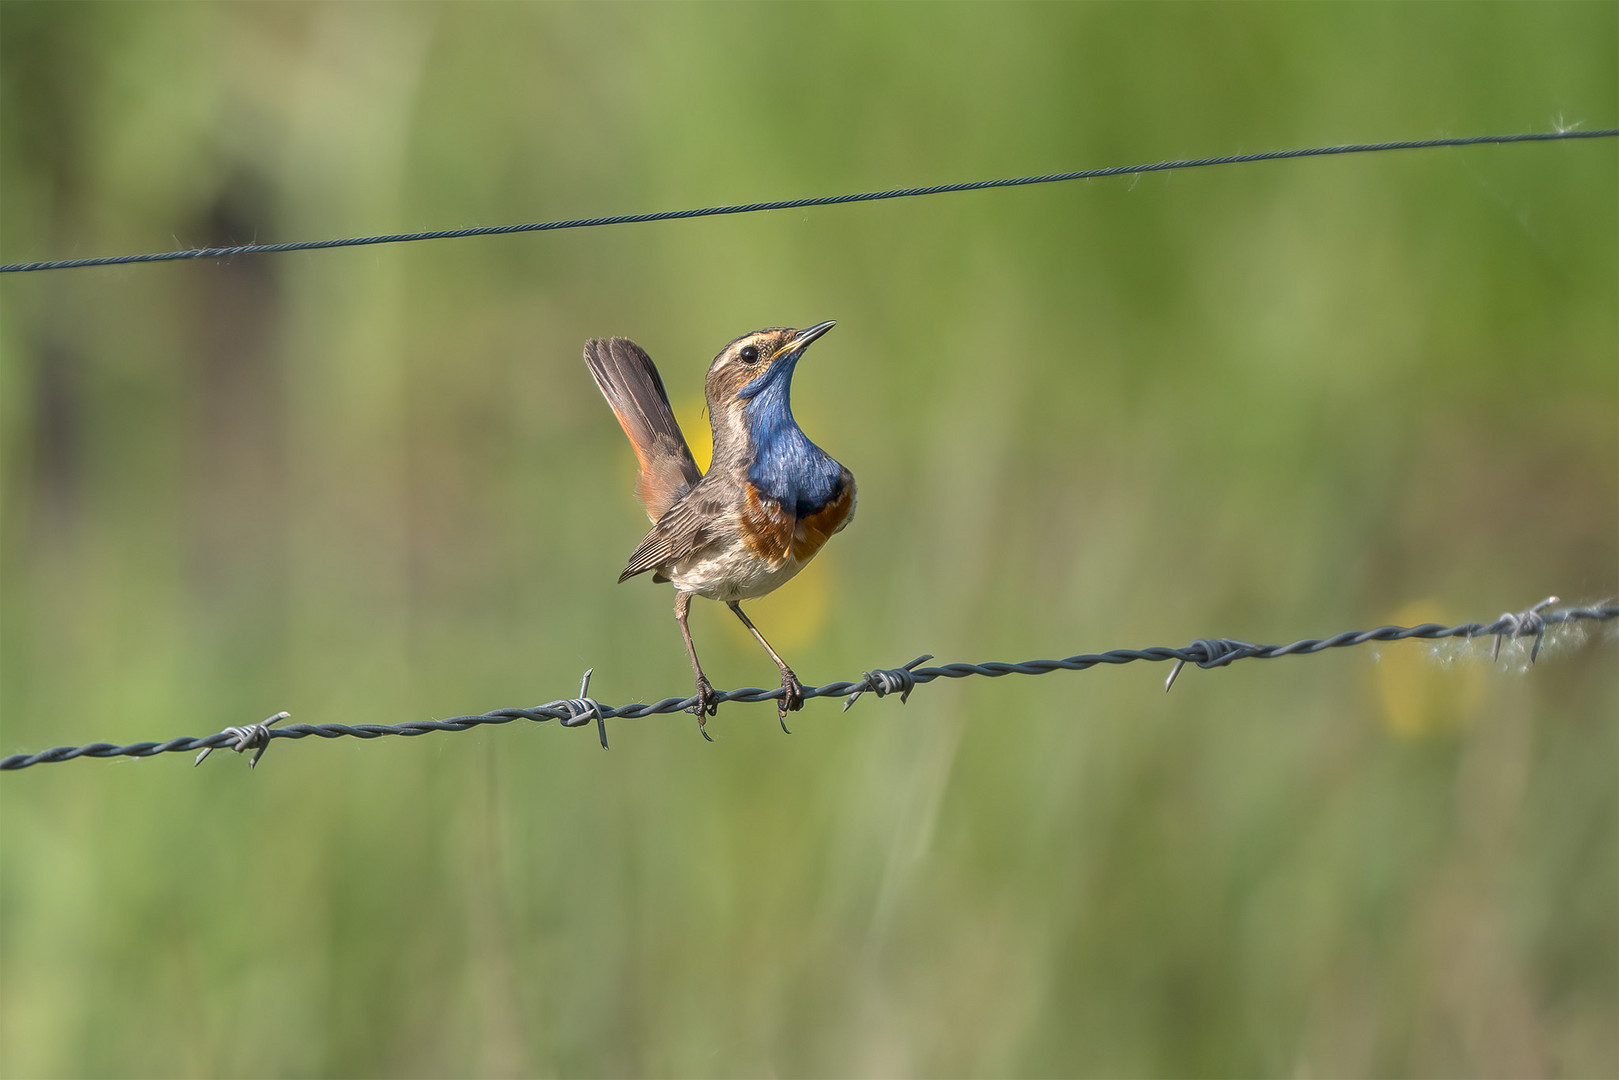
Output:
top-left (1373, 601), bottom-right (1487, 738)
top-left (726, 554), bottom-right (831, 653)
top-left (675, 395), bottom-right (712, 473)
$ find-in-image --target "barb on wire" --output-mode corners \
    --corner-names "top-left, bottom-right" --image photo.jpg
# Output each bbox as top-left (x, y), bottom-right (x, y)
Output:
top-left (1, 130), bottom-right (1614, 274)
top-left (1492, 596), bottom-right (1557, 662)
top-left (193, 711), bottom-right (290, 769)
top-left (3, 597), bottom-right (1613, 772)
top-left (550, 669), bottom-right (609, 750)
top-left (843, 655), bottom-right (933, 711)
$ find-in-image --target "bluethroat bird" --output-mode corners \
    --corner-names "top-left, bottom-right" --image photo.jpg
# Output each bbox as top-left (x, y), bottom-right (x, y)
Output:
top-left (584, 322), bottom-right (855, 739)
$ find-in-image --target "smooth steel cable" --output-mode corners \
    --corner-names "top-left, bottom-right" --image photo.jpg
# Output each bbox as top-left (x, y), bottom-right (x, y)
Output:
top-left (2, 130), bottom-right (1613, 274)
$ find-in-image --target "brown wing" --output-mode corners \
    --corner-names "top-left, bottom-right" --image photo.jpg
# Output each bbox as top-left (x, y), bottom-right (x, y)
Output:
top-left (618, 484), bottom-right (727, 582)
top-left (584, 337), bottom-right (703, 522)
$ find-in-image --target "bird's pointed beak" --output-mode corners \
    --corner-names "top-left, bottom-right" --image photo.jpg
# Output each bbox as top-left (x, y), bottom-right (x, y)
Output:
top-left (782, 320), bottom-right (836, 357)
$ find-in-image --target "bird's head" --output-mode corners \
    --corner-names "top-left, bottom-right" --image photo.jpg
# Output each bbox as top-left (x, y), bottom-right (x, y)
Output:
top-left (704, 321), bottom-right (836, 416)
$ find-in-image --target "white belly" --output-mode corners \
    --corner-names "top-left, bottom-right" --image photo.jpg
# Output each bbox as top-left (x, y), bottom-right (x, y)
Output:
top-left (668, 539), bottom-right (806, 603)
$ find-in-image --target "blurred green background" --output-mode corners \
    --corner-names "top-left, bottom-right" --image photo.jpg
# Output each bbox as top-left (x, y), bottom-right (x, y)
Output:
top-left (2, 3), bottom-right (1615, 1076)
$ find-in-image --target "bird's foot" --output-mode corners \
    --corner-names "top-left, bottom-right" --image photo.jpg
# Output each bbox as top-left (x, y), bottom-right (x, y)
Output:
top-left (777, 669), bottom-right (804, 734)
top-left (689, 674), bottom-right (719, 741)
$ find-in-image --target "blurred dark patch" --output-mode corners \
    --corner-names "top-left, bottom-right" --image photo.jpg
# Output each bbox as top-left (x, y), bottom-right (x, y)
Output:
top-left (1, 2), bottom-right (89, 203)
top-left (10, 5), bottom-right (94, 545)
top-left (29, 337), bottom-right (86, 538)
top-left (183, 170), bottom-right (287, 604)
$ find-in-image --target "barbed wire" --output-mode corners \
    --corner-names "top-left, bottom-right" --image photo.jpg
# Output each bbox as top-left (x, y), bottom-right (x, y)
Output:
top-left (1, 129), bottom-right (1614, 274)
top-left (3, 597), bottom-right (1613, 772)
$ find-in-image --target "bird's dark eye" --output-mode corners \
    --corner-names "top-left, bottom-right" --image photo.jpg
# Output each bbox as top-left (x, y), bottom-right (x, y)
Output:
top-left (739, 345), bottom-right (760, 363)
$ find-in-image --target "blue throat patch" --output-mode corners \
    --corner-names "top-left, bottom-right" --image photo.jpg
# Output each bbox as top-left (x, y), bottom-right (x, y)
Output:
top-left (739, 359), bottom-right (843, 515)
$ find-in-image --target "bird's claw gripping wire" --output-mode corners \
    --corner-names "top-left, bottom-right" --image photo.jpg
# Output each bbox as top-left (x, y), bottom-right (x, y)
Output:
top-left (775, 670), bottom-right (807, 735)
top-left (843, 655), bottom-right (933, 711)
top-left (1164, 639), bottom-right (1259, 692)
top-left (194, 711), bottom-right (290, 769)
top-left (1490, 596), bottom-right (1558, 663)
top-left (686, 674), bottom-right (719, 742)
top-left (546, 670), bottom-right (609, 749)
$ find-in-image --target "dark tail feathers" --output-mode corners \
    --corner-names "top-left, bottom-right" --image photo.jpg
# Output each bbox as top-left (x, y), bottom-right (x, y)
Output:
top-left (584, 337), bottom-right (702, 521)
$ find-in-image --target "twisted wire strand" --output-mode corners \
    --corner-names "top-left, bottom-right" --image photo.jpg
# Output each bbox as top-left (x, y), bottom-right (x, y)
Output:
top-left (2, 130), bottom-right (1613, 274)
top-left (4, 599), bottom-right (1613, 771)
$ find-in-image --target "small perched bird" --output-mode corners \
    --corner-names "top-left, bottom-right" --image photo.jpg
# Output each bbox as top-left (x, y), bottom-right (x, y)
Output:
top-left (584, 322), bottom-right (855, 738)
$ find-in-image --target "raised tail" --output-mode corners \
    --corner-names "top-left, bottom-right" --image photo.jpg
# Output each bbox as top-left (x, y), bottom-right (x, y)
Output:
top-left (584, 337), bottom-right (703, 522)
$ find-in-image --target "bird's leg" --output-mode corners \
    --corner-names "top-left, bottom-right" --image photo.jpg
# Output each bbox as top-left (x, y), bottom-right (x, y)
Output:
top-left (727, 601), bottom-right (803, 732)
top-left (675, 591), bottom-right (717, 740)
